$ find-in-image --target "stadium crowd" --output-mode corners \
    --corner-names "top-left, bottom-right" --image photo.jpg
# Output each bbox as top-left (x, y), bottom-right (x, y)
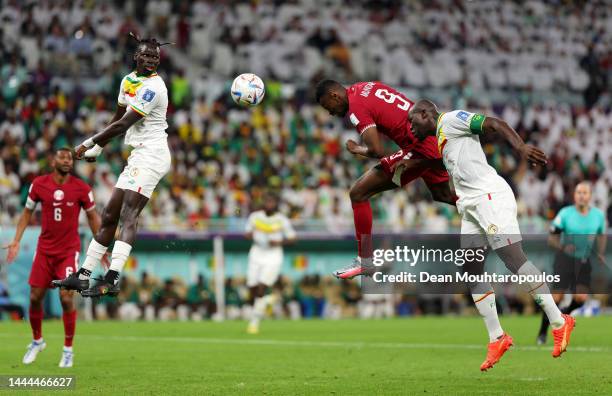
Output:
top-left (0, 0), bottom-right (610, 234)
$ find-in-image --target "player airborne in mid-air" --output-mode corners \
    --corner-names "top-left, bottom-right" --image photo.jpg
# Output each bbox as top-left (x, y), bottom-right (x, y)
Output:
top-left (315, 80), bottom-right (456, 279)
top-left (54, 33), bottom-right (171, 297)
top-left (4, 148), bottom-right (101, 367)
top-left (392, 100), bottom-right (576, 370)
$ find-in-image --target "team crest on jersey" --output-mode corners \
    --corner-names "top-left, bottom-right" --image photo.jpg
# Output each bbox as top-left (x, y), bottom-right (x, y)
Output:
top-left (53, 190), bottom-right (64, 201)
top-left (487, 224), bottom-right (499, 235)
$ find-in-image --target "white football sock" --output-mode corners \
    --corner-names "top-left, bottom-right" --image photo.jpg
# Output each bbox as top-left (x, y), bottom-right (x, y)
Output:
top-left (473, 292), bottom-right (504, 342)
top-left (250, 297), bottom-right (266, 326)
top-left (80, 239), bottom-right (108, 279)
top-left (518, 261), bottom-right (564, 329)
top-left (109, 241), bottom-right (132, 275)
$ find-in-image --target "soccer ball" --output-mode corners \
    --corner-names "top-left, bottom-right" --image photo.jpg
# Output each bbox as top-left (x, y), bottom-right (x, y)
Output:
top-left (230, 73), bottom-right (265, 106)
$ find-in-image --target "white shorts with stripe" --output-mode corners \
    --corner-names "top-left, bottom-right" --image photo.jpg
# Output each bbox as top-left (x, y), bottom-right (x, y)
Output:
top-left (116, 144), bottom-right (171, 198)
top-left (458, 189), bottom-right (522, 253)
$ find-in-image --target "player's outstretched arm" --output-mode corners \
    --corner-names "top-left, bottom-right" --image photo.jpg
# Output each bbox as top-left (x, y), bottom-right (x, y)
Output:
top-left (3, 207), bottom-right (33, 263)
top-left (75, 110), bottom-right (143, 161)
top-left (482, 117), bottom-right (547, 166)
top-left (346, 128), bottom-right (388, 159)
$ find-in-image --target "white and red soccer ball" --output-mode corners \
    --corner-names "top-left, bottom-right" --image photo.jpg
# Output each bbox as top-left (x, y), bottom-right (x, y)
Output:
top-left (230, 73), bottom-right (265, 106)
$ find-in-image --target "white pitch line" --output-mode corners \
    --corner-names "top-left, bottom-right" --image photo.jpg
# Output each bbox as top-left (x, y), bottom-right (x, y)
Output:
top-left (0, 333), bottom-right (609, 353)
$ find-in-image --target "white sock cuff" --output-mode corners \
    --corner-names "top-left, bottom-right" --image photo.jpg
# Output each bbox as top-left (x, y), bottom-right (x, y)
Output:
top-left (87, 238), bottom-right (108, 259)
top-left (112, 241), bottom-right (132, 258)
top-left (472, 291), bottom-right (495, 304)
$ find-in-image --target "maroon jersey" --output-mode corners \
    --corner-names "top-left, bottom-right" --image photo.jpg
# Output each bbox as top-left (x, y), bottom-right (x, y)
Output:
top-left (347, 82), bottom-right (416, 149)
top-left (26, 174), bottom-right (95, 257)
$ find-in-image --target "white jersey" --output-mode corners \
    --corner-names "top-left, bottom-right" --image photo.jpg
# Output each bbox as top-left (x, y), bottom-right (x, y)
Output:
top-left (436, 110), bottom-right (512, 206)
top-left (246, 210), bottom-right (296, 253)
top-left (117, 71), bottom-right (169, 148)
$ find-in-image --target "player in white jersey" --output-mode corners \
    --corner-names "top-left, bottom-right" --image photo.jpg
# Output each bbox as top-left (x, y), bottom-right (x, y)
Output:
top-left (393, 100), bottom-right (576, 371)
top-left (245, 193), bottom-right (296, 334)
top-left (54, 34), bottom-right (172, 297)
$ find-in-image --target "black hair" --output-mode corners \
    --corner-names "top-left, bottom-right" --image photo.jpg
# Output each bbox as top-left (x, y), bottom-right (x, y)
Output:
top-left (129, 32), bottom-right (173, 51)
top-left (315, 79), bottom-right (342, 102)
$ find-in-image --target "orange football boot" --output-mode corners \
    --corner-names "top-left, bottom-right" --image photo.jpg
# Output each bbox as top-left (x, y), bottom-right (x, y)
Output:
top-left (480, 333), bottom-right (513, 371)
top-left (552, 314), bottom-right (575, 358)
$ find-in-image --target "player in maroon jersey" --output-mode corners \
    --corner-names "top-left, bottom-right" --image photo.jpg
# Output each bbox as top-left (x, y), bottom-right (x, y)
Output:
top-left (4, 148), bottom-right (101, 368)
top-left (315, 80), bottom-right (456, 279)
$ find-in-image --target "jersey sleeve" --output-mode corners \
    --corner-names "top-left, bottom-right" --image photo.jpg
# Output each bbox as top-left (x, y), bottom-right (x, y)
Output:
top-left (281, 215), bottom-right (296, 240)
top-left (348, 103), bottom-right (377, 134)
top-left (550, 208), bottom-right (566, 234)
top-left (444, 110), bottom-right (487, 137)
top-left (25, 180), bottom-right (40, 210)
top-left (597, 210), bottom-right (606, 235)
top-left (127, 84), bottom-right (162, 117)
top-left (245, 213), bottom-right (255, 233)
top-left (117, 76), bottom-right (128, 107)
top-left (80, 185), bottom-right (96, 212)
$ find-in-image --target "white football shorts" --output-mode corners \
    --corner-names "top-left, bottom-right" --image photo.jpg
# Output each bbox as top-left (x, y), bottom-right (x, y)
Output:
top-left (116, 144), bottom-right (171, 198)
top-left (459, 189), bottom-right (522, 252)
top-left (247, 247), bottom-right (283, 287)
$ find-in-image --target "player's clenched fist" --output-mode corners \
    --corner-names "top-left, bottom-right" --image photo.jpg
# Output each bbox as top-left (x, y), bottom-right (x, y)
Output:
top-left (75, 138), bottom-right (103, 162)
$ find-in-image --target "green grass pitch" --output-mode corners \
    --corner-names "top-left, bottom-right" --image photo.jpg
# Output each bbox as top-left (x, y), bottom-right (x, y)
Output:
top-left (1, 316), bottom-right (611, 395)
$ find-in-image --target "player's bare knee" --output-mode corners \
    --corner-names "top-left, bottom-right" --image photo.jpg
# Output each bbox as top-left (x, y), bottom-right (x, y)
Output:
top-left (349, 184), bottom-right (368, 203)
top-left (60, 294), bottom-right (74, 310)
top-left (496, 243), bottom-right (528, 274)
top-left (101, 209), bottom-right (119, 228)
top-left (29, 291), bottom-right (44, 308)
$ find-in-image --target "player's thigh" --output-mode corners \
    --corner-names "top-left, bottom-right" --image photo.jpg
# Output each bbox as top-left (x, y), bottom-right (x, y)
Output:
top-left (29, 251), bottom-right (54, 288)
top-left (258, 258), bottom-right (283, 287)
top-left (350, 165), bottom-right (397, 201)
top-left (121, 189), bottom-right (150, 220)
top-left (101, 188), bottom-right (125, 224)
top-left (53, 251), bottom-right (80, 282)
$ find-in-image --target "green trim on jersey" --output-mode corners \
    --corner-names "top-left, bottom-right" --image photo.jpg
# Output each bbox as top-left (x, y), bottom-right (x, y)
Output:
top-left (469, 114), bottom-right (486, 134)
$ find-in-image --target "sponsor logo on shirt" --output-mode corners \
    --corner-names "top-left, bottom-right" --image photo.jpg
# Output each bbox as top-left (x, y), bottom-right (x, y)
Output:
top-left (53, 202), bottom-right (62, 207)
top-left (67, 202), bottom-right (74, 207)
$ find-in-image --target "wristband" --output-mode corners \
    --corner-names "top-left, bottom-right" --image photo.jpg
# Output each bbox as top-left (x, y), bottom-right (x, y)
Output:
top-left (82, 138), bottom-right (95, 148)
